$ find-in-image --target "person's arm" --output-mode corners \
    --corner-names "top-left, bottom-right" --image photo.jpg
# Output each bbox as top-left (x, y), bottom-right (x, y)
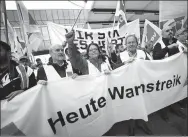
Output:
top-left (109, 53), bottom-right (124, 69)
top-left (110, 51), bottom-right (118, 63)
top-left (37, 67), bottom-right (47, 81)
top-left (66, 31), bottom-right (88, 75)
top-left (153, 43), bottom-right (169, 60)
top-left (29, 72), bottom-right (37, 88)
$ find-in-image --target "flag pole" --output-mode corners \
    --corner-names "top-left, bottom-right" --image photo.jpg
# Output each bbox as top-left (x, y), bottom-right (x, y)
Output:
top-left (2, 1), bottom-right (9, 44)
top-left (71, 1), bottom-right (87, 30)
top-left (112, 0), bottom-right (119, 43)
top-left (2, 0), bottom-right (12, 78)
top-left (15, 1), bottom-right (29, 57)
top-left (112, 15), bottom-right (116, 41)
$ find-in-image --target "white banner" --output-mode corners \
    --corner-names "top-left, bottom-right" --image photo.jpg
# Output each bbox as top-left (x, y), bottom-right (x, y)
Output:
top-left (1, 53), bottom-right (187, 136)
top-left (47, 19), bottom-right (140, 52)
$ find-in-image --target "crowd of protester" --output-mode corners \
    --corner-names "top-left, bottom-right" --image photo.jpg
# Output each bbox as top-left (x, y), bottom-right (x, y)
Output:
top-left (0, 24), bottom-right (187, 135)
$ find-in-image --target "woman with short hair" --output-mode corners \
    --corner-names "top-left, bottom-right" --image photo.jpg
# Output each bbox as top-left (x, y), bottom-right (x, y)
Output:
top-left (65, 31), bottom-right (112, 76)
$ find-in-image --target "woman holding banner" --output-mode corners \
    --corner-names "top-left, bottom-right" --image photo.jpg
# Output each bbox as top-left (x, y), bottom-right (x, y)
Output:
top-left (65, 31), bottom-right (112, 76)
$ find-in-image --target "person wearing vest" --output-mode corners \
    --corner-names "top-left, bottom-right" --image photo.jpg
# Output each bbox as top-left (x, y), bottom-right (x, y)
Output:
top-left (0, 41), bottom-right (34, 101)
top-left (120, 34), bottom-right (152, 62)
top-left (19, 56), bottom-right (37, 88)
top-left (153, 25), bottom-right (187, 122)
top-left (108, 35), bottom-right (152, 71)
top-left (153, 25), bottom-right (185, 60)
top-left (65, 31), bottom-right (112, 76)
top-left (37, 43), bottom-right (76, 82)
top-left (119, 34), bottom-right (153, 136)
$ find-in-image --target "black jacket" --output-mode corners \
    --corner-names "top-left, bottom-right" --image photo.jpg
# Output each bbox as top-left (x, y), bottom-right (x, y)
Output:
top-left (0, 61), bottom-right (36, 100)
top-left (153, 37), bottom-right (179, 60)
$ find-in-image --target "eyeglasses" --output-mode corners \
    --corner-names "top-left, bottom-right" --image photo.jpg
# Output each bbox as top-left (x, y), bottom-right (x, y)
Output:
top-left (89, 48), bottom-right (98, 52)
top-left (127, 41), bottom-right (137, 45)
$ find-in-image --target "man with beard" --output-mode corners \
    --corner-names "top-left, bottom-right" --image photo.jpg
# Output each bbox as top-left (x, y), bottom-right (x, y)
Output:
top-left (153, 25), bottom-right (186, 122)
top-left (153, 25), bottom-right (185, 59)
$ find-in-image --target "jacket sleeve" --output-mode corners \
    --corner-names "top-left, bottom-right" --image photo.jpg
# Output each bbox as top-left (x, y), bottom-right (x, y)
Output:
top-left (37, 67), bottom-right (47, 81)
top-left (68, 42), bottom-right (89, 75)
top-left (153, 43), bottom-right (169, 60)
top-left (29, 72), bottom-right (37, 88)
top-left (109, 52), bottom-right (124, 69)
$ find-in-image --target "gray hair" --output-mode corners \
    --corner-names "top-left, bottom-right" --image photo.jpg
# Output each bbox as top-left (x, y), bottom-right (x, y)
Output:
top-left (49, 44), bottom-right (63, 53)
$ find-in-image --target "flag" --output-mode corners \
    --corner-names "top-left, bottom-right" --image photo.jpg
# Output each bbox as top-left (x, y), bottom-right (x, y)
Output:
top-left (15, 1), bottom-right (43, 54)
top-left (87, 23), bottom-right (91, 29)
top-left (141, 19), bottom-right (161, 48)
top-left (0, 1), bottom-right (9, 44)
top-left (0, 1), bottom-right (24, 59)
top-left (115, 0), bottom-right (127, 28)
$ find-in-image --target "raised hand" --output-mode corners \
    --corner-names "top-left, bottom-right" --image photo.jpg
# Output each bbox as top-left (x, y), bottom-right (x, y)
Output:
top-left (65, 30), bottom-right (75, 44)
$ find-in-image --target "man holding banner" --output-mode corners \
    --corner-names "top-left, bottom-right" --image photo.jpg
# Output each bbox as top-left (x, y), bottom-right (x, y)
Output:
top-left (120, 34), bottom-right (152, 62)
top-left (37, 42), bottom-right (76, 82)
top-left (153, 25), bottom-right (185, 60)
top-left (153, 25), bottom-right (187, 121)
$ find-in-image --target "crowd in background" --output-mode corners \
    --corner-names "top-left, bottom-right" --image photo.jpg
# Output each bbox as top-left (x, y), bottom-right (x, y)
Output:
top-left (0, 23), bottom-right (187, 135)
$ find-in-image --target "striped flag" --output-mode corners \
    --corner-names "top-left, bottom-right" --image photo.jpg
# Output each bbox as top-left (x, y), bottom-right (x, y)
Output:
top-left (115, 0), bottom-right (127, 28)
top-left (15, 1), bottom-right (43, 54)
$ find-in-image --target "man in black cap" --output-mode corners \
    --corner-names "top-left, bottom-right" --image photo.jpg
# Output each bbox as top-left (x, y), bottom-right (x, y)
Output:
top-left (0, 41), bottom-right (35, 101)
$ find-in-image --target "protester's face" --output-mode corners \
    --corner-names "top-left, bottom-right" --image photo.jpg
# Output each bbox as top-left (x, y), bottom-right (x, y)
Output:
top-left (177, 31), bottom-right (188, 44)
top-left (51, 45), bottom-right (65, 61)
top-left (162, 26), bottom-right (174, 39)
top-left (88, 45), bottom-right (99, 59)
top-left (118, 45), bottom-right (125, 52)
top-left (126, 36), bottom-right (138, 53)
top-left (65, 49), bottom-right (70, 58)
top-left (20, 59), bottom-right (29, 67)
top-left (146, 41), bottom-right (153, 53)
top-left (36, 60), bottom-right (42, 66)
top-left (0, 46), bottom-right (7, 63)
